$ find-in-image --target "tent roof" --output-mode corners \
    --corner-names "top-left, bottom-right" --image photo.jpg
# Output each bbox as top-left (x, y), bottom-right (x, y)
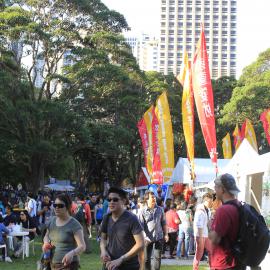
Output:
top-left (44, 183), bottom-right (75, 191)
top-left (170, 157), bottom-right (230, 184)
top-left (221, 139), bottom-right (260, 177)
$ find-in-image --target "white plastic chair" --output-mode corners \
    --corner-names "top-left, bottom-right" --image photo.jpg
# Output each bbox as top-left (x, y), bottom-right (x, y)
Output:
top-left (0, 244), bottom-right (7, 260)
top-left (25, 239), bottom-right (35, 257)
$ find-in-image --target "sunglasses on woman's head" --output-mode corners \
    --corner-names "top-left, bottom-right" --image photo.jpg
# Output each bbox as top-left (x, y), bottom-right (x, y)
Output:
top-left (108, 197), bottom-right (120, 202)
top-left (53, 203), bottom-right (66, 208)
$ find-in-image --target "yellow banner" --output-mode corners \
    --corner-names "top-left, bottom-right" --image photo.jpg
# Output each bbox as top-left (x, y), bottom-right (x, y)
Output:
top-left (143, 106), bottom-right (154, 176)
top-left (245, 119), bottom-right (258, 152)
top-left (155, 92), bottom-right (175, 182)
top-left (180, 52), bottom-right (195, 179)
top-left (222, 133), bottom-right (232, 158)
top-left (177, 51), bottom-right (188, 86)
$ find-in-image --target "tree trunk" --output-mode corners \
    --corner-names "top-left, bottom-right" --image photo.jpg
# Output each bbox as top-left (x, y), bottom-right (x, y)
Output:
top-left (27, 155), bottom-right (45, 194)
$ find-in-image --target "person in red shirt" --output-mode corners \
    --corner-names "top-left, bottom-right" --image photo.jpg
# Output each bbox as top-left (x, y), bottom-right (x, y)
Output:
top-left (209, 173), bottom-right (245, 270)
top-left (72, 194), bottom-right (92, 254)
top-left (165, 203), bottom-right (180, 259)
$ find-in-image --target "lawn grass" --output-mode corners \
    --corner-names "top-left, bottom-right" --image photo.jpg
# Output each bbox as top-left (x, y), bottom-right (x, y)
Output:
top-left (1, 237), bottom-right (207, 270)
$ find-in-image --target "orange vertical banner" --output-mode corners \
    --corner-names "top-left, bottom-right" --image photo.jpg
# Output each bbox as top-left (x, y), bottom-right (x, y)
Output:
top-left (260, 109), bottom-right (270, 146)
top-left (192, 27), bottom-right (217, 170)
top-left (222, 133), bottom-right (232, 158)
top-left (155, 92), bottom-right (175, 182)
top-left (178, 51), bottom-right (195, 179)
top-left (232, 125), bottom-right (242, 151)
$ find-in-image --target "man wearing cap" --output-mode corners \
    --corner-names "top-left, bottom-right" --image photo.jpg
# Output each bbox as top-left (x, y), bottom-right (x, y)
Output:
top-left (138, 190), bottom-right (169, 270)
top-left (209, 173), bottom-right (245, 270)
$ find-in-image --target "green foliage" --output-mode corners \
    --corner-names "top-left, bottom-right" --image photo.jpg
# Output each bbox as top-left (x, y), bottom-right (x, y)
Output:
top-left (220, 48), bottom-right (270, 153)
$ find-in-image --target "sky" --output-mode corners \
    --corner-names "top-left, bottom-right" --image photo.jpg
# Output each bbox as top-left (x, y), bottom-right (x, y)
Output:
top-left (102, 0), bottom-right (270, 78)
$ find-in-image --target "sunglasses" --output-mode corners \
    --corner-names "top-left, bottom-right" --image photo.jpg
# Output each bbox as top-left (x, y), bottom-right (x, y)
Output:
top-left (20, 213), bottom-right (25, 216)
top-left (108, 197), bottom-right (120, 202)
top-left (53, 203), bottom-right (66, 208)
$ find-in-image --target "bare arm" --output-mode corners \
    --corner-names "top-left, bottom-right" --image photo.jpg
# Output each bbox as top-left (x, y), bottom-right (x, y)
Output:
top-left (106, 231), bottom-right (145, 270)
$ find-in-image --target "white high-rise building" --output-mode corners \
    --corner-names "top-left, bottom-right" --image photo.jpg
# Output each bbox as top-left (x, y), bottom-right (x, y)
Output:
top-left (159, 0), bottom-right (237, 79)
top-left (126, 34), bottom-right (159, 72)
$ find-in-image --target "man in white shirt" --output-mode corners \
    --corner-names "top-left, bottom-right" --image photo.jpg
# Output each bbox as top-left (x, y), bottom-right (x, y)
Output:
top-left (26, 193), bottom-right (37, 218)
top-left (193, 193), bottom-right (213, 270)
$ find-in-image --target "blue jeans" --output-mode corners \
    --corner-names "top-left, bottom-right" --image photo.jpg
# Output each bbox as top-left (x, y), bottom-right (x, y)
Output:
top-left (176, 227), bottom-right (192, 258)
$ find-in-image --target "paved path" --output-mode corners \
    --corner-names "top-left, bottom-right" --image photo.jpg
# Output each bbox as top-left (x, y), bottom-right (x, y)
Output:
top-left (161, 252), bottom-right (270, 269)
top-left (161, 254), bottom-right (208, 266)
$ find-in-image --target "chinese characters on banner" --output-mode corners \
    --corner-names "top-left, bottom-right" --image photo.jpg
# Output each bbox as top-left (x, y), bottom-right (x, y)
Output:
top-left (155, 92), bottom-right (175, 183)
top-left (192, 28), bottom-right (217, 170)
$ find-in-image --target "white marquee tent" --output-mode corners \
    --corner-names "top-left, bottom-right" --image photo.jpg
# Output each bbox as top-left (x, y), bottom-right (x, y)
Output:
top-left (170, 157), bottom-right (230, 185)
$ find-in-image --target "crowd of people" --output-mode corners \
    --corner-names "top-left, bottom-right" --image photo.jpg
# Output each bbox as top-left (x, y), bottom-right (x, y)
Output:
top-left (0, 173), bottom-right (251, 270)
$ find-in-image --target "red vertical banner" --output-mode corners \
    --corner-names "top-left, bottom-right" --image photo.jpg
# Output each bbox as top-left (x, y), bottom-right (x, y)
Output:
top-left (192, 27), bottom-right (217, 170)
top-left (151, 107), bottom-right (163, 185)
top-left (260, 109), bottom-right (270, 146)
top-left (137, 118), bottom-right (149, 170)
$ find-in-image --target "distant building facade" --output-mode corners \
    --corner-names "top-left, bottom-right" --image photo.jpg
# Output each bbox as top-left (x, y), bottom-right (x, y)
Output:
top-left (159, 0), bottom-right (237, 79)
top-left (126, 34), bottom-right (159, 72)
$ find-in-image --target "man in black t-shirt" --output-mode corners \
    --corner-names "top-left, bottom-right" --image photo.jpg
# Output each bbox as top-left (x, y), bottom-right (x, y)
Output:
top-left (100, 187), bottom-right (144, 270)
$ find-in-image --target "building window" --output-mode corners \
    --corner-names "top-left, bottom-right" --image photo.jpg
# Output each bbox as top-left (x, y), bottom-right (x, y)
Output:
top-left (169, 37), bottom-right (174, 42)
top-left (169, 22), bottom-right (174, 27)
top-left (169, 15), bottom-right (175, 20)
top-left (196, 15), bottom-right (201, 20)
top-left (231, 38), bottom-right (236, 43)
top-left (160, 60), bottom-right (165, 65)
top-left (222, 8), bottom-right (228, 13)
top-left (231, 15), bottom-right (237, 21)
top-left (169, 45), bottom-right (174, 49)
top-left (169, 7), bottom-right (175, 12)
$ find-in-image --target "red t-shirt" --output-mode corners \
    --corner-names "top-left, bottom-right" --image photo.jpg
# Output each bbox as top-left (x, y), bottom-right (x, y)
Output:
top-left (210, 200), bottom-right (239, 269)
top-left (165, 209), bottom-right (179, 232)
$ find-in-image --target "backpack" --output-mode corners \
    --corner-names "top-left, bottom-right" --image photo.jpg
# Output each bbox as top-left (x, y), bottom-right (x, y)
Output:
top-left (74, 203), bottom-right (86, 224)
top-left (225, 200), bottom-right (270, 267)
